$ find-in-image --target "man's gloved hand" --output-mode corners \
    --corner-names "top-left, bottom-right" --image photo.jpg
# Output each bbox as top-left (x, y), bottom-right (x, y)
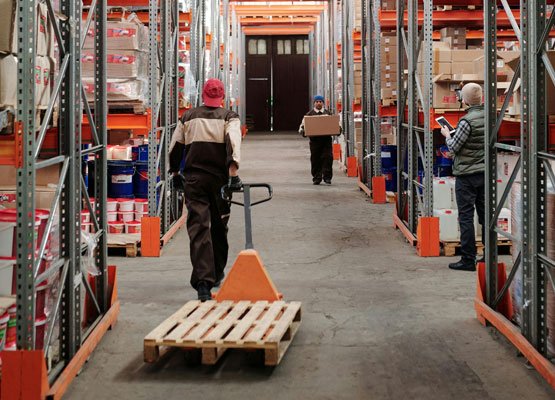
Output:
top-left (171, 172), bottom-right (186, 192)
top-left (228, 175), bottom-right (243, 191)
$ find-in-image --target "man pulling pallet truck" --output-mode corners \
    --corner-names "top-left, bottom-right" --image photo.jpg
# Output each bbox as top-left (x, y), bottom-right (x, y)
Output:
top-left (169, 78), bottom-right (243, 301)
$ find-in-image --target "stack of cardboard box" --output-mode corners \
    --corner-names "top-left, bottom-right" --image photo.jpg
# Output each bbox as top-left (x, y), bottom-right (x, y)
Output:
top-left (380, 33), bottom-right (398, 105)
top-left (0, 0), bottom-right (55, 129)
top-left (381, 0), bottom-right (396, 10)
top-left (440, 27), bottom-right (466, 50)
top-left (82, 16), bottom-right (148, 104)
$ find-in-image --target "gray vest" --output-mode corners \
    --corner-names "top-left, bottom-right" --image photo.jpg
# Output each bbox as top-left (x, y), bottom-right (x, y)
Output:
top-left (453, 105), bottom-right (485, 176)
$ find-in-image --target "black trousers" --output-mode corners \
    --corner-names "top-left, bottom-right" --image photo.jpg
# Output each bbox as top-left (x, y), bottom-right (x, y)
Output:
top-left (455, 172), bottom-right (485, 263)
top-left (309, 137), bottom-right (333, 181)
top-left (183, 172), bottom-right (230, 289)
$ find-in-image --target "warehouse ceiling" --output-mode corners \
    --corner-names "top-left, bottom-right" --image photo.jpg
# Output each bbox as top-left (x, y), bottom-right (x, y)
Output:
top-left (230, 1), bottom-right (328, 34)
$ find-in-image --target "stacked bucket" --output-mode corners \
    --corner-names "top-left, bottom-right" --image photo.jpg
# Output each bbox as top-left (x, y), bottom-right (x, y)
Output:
top-left (0, 207), bottom-right (59, 352)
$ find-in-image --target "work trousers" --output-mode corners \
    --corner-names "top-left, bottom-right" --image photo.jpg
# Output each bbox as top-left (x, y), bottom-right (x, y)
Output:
top-left (183, 172), bottom-right (230, 289)
top-left (309, 136), bottom-right (333, 182)
top-left (455, 172), bottom-right (485, 263)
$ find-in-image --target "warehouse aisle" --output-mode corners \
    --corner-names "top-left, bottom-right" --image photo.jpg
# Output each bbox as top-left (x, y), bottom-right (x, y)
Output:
top-left (67, 133), bottom-right (553, 400)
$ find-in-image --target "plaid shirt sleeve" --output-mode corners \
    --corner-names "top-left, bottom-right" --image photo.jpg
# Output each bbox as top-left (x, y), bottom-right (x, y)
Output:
top-left (445, 119), bottom-right (471, 154)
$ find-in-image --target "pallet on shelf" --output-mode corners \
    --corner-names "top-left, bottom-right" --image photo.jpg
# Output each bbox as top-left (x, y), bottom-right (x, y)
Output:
top-left (89, 101), bottom-right (147, 115)
top-left (144, 300), bottom-right (302, 366)
top-left (107, 233), bottom-right (141, 257)
top-left (441, 239), bottom-right (512, 257)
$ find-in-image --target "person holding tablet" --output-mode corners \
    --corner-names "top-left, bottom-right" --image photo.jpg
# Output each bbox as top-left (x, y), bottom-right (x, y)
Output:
top-left (440, 82), bottom-right (485, 272)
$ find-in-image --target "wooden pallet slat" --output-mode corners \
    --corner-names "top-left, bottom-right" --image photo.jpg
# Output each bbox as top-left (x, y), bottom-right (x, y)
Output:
top-left (265, 301), bottom-right (302, 344)
top-left (144, 300), bottom-right (302, 367)
top-left (165, 301), bottom-right (217, 343)
top-left (224, 301), bottom-right (268, 344)
top-left (144, 301), bottom-right (201, 342)
top-left (182, 301), bottom-right (234, 343)
top-left (203, 301), bottom-right (251, 343)
top-left (243, 301), bottom-right (285, 344)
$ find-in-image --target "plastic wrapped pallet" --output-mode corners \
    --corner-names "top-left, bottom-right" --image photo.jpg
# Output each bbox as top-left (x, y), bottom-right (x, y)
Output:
top-left (83, 78), bottom-right (145, 102)
top-left (81, 50), bottom-right (147, 79)
top-left (509, 182), bottom-right (523, 326)
top-left (83, 15), bottom-right (148, 51)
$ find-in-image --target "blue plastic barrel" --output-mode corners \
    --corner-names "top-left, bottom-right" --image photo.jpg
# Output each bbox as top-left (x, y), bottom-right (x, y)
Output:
top-left (381, 145), bottom-right (397, 169)
top-left (132, 144), bottom-right (149, 162)
top-left (108, 160), bottom-right (134, 198)
top-left (382, 167), bottom-right (397, 192)
top-left (133, 162), bottom-right (149, 198)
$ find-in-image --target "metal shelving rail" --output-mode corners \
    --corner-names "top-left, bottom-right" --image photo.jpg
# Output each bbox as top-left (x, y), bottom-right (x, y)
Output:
top-left (340, 0), bottom-right (355, 172)
top-left (1, 0), bottom-right (119, 397)
top-left (477, 0), bottom-right (555, 388)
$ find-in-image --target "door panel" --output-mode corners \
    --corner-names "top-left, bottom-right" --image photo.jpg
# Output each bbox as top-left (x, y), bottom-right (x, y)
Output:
top-left (272, 36), bottom-right (309, 131)
top-left (246, 37), bottom-right (271, 131)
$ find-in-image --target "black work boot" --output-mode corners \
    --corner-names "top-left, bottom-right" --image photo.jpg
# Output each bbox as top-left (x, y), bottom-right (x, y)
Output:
top-left (448, 259), bottom-right (476, 272)
top-left (324, 179), bottom-right (332, 185)
top-left (197, 281), bottom-right (212, 302)
top-left (313, 178), bottom-right (322, 185)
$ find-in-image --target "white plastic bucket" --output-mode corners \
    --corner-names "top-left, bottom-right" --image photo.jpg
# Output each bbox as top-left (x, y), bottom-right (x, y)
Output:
top-left (135, 210), bottom-right (146, 222)
top-left (134, 198), bottom-right (148, 213)
top-left (106, 198), bottom-right (118, 212)
top-left (119, 211), bottom-right (134, 223)
top-left (433, 178), bottom-right (453, 209)
top-left (434, 209), bottom-right (460, 241)
top-left (125, 221), bottom-right (141, 234)
top-left (117, 198), bottom-right (134, 212)
top-left (107, 211), bottom-right (118, 222)
top-left (81, 210), bottom-right (90, 223)
top-left (108, 221), bottom-right (124, 234)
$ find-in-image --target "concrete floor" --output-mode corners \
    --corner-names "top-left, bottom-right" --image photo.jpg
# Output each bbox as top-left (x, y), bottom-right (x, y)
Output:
top-left (67, 132), bottom-right (554, 399)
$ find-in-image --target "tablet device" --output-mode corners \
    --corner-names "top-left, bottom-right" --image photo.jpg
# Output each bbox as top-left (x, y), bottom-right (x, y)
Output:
top-left (435, 117), bottom-right (456, 134)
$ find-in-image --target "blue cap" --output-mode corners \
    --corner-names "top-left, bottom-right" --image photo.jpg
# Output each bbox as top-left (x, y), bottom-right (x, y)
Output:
top-left (314, 95), bottom-right (325, 102)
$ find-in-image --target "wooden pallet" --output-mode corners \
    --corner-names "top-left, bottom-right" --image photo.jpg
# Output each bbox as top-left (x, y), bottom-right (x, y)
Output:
top-left (89, 101), bottom-right (146, 115)
top-left (107, 233), bottom-right (140, 257)
top-left (144, 300), bottom-right (302, 366)
top-left (441, 239), bottom-right (512, 257)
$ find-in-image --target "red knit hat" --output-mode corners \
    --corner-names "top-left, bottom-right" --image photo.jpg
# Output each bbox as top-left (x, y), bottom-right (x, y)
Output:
top-left (202, 78), bottom-right (225, 107)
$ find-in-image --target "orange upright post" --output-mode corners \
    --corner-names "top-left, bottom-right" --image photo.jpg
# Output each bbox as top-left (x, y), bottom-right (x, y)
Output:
top-left (347, 156), bottom-right (358, 177)
top-left (416, 216), bottom-right (440, 257)
top-left (372, 176), bottom-right (387, 204)
top-left (213, 249), bottom-right (283, 302)
top-left (141, 216), bottom-right (161, 257)
top-left (1, 351), bottom-right (49, 400)
top-left (332, 143), bottom-right (341, 160)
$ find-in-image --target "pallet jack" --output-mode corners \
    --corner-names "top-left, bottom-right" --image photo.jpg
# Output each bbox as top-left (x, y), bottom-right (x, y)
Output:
top-left (214, 183), bottom-right (282, 301)
top-left (144, 182), bottom-right (302, 366)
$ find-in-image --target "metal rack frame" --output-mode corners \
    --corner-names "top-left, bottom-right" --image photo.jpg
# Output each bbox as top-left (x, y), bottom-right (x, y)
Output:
top-left (481, 0), bottom-right (555, 365)
top-left (15, 0), bottom-right (111, 382)
top-left (340, 0), bottom-right (355, 158)
top-left (395, 0), bottom-right (434, 235)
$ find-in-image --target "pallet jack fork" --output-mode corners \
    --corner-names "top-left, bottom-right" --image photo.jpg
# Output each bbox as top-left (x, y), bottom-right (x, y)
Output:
top-left (213, 183), bottom-right (283, 302)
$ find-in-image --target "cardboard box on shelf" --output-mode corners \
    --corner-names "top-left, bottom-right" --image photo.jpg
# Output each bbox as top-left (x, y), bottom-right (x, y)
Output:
top-left (418, 42), bottom-right (451, 64)
top-left (380, 35), bottom-right (397, 47)
top-left (303, 115), bottom-right (341, 137)
top-left (451, 62), bottom-right (475, 76)
top-left (381, 88), bottom-right (397, 100)
top-left (440, 27), bottom-right (467, 38)
top-left (82, 50), bottom-right (147, 79)
top-left (451, 49), bottom-right (484, 63)
top-left (432, 78), bottom-right (463, 109)
top-left (0, 185), bottom-right (56, 209)
top-left (381, 0), bottom-right (396, 10)
top-left (83, 19), bottom-right (148, 51)
top-left (418, 61), bottom-right (451, 76)
top-left (381, 71), bottom-right (397, 82)
top-left (0, 1), bottom-right (49, 55)
top-left (83, 78), bottom-right (144, 102)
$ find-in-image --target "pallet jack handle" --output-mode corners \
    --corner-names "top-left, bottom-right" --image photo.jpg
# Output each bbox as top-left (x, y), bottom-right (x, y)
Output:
top-left (221, 183), bottom-right (273, 250)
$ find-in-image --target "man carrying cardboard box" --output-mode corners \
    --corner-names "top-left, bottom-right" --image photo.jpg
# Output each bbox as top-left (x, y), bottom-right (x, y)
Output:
top-left (298, 95), bottom-right (340, 185)
top-left (440, 82), bottom-right (485, 272)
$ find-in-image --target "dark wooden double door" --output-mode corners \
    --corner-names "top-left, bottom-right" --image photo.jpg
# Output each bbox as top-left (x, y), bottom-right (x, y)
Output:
top-left (246, 36), bottom-right (309, 132)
